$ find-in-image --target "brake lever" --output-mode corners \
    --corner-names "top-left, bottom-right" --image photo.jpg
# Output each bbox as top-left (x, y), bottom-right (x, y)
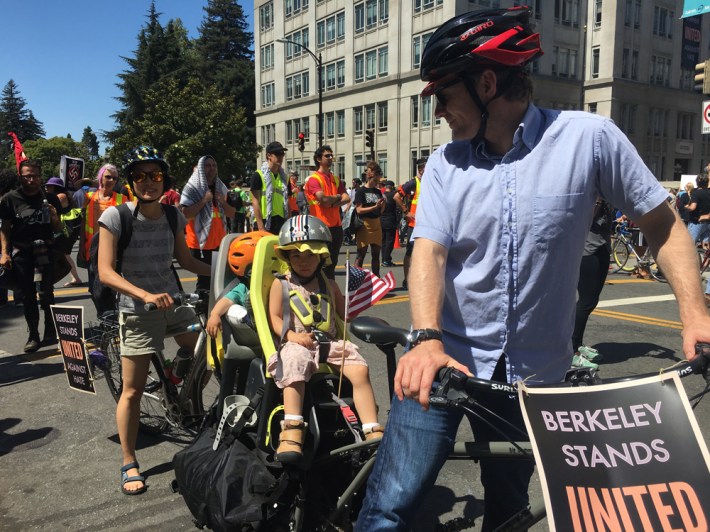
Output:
top-left (430, 367), bottom-right (471, 408)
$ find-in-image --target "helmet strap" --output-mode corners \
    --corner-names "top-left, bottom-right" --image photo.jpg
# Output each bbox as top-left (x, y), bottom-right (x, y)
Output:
top-left (463, 69), bottom-right (520, 146)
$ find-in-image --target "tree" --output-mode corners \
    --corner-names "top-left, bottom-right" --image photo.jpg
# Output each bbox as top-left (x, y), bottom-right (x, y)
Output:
top-left (82, 127), bottom-right (100, 160)
top-left (106, 1), bottom-right (194, 144)
top-left (0, 80), bottom-right (45, 141)
top-left (195, 0), bottom-right (255, 127)
top-left (107, 78), bottom-right (258, 184)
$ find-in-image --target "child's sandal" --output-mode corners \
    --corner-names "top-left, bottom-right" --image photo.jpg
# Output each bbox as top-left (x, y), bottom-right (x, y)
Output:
top-left (276, 420), bottom-right (307, 463)
top-left (364, 424), bottom-right (384, 441)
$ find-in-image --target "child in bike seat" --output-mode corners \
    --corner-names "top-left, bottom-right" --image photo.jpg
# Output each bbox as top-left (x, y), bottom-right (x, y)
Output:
top-left (268, 215), bottom-right (383, 463)
top-left (206, 230), bottom-right (271, 338)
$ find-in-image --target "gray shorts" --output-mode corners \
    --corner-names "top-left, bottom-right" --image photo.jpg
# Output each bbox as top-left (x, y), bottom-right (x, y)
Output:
top-left (119, 307), bottom-right (197, 357)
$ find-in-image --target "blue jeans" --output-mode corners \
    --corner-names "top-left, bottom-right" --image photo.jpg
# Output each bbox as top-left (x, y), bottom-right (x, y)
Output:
top-left (356, 385), bottom-right (534, 531)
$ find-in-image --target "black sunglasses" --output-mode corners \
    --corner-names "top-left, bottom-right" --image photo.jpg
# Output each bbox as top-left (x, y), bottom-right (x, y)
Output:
top-left (433, 78), bottom-right (463, 107)
top-left (132, 170), bottom-right (165, 183)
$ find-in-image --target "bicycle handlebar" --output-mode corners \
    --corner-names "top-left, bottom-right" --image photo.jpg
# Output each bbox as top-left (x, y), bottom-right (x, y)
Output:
top-left (143, 290), bottom-right (209, 312)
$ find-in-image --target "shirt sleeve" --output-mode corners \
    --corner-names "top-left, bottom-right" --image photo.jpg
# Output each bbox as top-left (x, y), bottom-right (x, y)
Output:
top-left (98, 205), bottom-right (122, 237)
top-left (305, 175), bottom-right (323, 197)
top-left (250, 172), bottom-right (263, 192)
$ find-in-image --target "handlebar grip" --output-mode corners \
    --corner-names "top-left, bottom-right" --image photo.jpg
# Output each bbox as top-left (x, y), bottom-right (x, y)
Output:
top-left (691, 343), bottom-right (710, 373)
top-left (144, 302), bottom-right (157, 311)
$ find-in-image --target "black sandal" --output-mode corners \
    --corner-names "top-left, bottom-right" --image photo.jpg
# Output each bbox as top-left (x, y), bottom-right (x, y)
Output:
top-left (120, 461), bottom-right (147, 495)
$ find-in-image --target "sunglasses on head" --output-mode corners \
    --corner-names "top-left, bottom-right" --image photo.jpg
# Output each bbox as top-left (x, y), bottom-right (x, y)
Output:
top-left (132, 170), bottom-right (165, 183)
top-left (433, 78), bottom-right (463, 107)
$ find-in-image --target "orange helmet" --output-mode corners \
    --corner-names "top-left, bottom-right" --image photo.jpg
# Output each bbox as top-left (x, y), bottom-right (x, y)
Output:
top-left (228, 231), bottom-right (271, 277)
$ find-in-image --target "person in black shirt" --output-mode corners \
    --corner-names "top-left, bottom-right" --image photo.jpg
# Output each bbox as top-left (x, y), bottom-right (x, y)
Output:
top-left (354, 161), bottom-right (385, 277)
top-left (380, 181), bottom-right (398, 267)
top-left (687, 174), bottom-right (710, 246)
top-left (0, 160), bottom-right (64, 352)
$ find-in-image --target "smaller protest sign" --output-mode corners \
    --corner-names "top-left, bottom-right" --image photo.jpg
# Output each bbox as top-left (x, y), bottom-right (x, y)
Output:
top-left (59, 155), bottom-right (85, 190)
top-left (50, 305), bottom-right (95, 394)
top-left (520, 373), bottom-right (710, 532)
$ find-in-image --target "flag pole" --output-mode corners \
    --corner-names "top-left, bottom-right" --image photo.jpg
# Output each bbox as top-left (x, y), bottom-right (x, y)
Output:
top-left (338, 250), bottom-right (350, 398)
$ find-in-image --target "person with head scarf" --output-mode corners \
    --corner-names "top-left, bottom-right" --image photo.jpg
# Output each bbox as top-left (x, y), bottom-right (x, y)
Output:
top-left (80, 164), bottom-right (126, 266)
top-left (179, 155), bottom-right (235, 291)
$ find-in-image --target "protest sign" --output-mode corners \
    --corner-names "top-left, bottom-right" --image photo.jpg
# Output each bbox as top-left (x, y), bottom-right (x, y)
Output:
top-left (50, 305), bottom-right (95, 394)
top-left (59, 155), bottom-right (85, 189)
top-left (520, 373), bottom-right (710, 531)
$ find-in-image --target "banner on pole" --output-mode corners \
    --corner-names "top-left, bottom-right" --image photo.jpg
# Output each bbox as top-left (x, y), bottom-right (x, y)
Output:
top-left (519, 373), bottom-right (710, 531)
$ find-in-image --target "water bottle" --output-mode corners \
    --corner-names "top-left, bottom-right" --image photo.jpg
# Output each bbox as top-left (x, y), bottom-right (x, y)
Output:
top-left (173, 347), bottom-right (193, 379)
top-left (163, 358), bottom-right (182, 385)
top-left (41, 199), bottom-right (50, 224)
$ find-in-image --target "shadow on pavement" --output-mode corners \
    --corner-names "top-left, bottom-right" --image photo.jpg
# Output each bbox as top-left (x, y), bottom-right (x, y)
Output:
top-left (412, 485), bottom-right (482, 531)
top-left (592, 342), bottom-right (677, 365)
top-left (0, 352), bottom-right (65, 387)
top-left (0, 418), bottom-right (57, 457)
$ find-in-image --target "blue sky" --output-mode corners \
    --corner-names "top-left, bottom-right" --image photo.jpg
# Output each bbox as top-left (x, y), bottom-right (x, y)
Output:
top-left (0, 0), bottom-right (254, 152)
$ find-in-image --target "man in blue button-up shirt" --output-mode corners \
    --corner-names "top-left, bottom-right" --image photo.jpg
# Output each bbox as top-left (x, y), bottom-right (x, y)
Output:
top-left (357, 7), bottom-right (710, 532)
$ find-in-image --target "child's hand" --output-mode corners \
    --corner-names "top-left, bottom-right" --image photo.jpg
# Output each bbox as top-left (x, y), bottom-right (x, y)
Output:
top-left (206, 315), bottom-right (222, 338)
top-left (288, 330), bottom-right (316, 349)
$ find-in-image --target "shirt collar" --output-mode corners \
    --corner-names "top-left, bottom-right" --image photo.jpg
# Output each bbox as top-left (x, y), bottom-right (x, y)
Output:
top-left (473, 102), bottom-right (542, 162)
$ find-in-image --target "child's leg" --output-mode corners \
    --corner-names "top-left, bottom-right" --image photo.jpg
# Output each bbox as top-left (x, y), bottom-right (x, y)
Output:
top-left (283, 382), bottom-right (305, 417)
top-left (341, 364), bottom-right (378, 425)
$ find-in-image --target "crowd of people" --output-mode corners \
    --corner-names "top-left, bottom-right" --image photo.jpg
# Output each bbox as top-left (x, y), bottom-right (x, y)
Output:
top-left (3, 5), bottom-right (710, 526)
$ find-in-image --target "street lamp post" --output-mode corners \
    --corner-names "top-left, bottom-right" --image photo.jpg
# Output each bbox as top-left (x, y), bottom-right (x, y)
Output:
top-left (277, 38), bottom-right (323, 148)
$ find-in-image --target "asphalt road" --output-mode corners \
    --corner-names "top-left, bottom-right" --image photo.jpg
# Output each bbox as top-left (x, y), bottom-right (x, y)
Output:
top-left (1, 244), bottom-right (708, 531)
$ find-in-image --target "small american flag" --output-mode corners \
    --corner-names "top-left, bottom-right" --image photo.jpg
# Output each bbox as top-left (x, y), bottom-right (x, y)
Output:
top-left (347, 265), bottom-right (395, 318)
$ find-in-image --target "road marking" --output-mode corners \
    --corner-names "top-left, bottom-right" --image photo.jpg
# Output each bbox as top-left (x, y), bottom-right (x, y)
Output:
top-left (592, 309), bottom-right (682, 329)
top-left (596, 295), bottom-right (677, 308)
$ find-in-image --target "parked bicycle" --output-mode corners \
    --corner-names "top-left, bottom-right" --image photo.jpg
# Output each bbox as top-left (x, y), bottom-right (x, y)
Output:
top-left (610, 221), bottom-right (666, 282)
top-left (87, 291), bottom-right (218, 434)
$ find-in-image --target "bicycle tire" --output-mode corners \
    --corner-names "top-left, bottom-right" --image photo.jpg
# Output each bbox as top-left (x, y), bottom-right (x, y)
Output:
top-left (611, 239), bottom-right (631, 272)
top-left (138, 354), bottom-right (170, 435)
top-left (103, 331), bottom-right (122, 403)
top-left (188, 340), bottom-right (220, 421)
top-left (648, 260), bottom-right (667, 283)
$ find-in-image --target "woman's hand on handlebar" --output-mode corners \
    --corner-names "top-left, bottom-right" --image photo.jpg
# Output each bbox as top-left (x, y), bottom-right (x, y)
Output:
top-left (143, 292), bottom-right (174, 311)
top-left (394, 341), bottom-right (473, 410)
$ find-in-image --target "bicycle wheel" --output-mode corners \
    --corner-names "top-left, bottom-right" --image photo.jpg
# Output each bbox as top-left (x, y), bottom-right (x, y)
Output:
top-left (138, 354), bottom-right (170, 435)
top-left (648, 260), bottom-right (667, 283)
top-left (188, 345), bottom-right (220, 422)
top-left (611, 239), bottom-right (631, 273)
top-left (103, 331), bottom-right (122, 403)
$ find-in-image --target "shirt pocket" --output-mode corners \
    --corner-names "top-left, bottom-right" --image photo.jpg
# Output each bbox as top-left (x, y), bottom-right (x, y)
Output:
top-left (533, 193), bottom-right (583, 252)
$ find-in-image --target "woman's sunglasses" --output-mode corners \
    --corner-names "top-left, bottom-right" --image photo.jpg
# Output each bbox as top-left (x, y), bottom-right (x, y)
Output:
top-left (132, 170), bottom-right (165, 183)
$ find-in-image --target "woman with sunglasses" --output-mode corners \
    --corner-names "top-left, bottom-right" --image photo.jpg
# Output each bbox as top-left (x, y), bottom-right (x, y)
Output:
top-left (97, 146), bottom-right (211, 496)
top-left (79, 164), bottom-right (127, 266)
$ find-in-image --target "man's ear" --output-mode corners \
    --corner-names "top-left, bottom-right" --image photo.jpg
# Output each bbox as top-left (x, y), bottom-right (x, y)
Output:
top-left (480, 69), bottom-right (498, 99)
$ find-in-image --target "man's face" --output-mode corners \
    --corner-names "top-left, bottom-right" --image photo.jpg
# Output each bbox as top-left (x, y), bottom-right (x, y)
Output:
top-left (433, 75), bottom-right (480, 141)
top-left (319, 151), bottom-right (334, 169)
top-left (19, 165), bottom-right (42, 195)
top-left (203, 157), bottom-right (218, 180)
top-left (417, 164), bottom-right (426, 177)
top-left (268, 151), bottom-right (285, 167)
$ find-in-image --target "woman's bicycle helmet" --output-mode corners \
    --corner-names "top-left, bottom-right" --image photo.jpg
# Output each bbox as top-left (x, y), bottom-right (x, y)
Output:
top-left (276, 215), bottom-right (332, 265)
top-left (122, 145), bottom-right (173, 191)
top-left (228, 230), bottom-right (272, 278)
top-left (420, 6), bottom-right (542, 83)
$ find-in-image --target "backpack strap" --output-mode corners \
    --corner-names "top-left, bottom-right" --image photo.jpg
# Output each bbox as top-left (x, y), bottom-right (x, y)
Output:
top-left (159, 203), bottom-right (184, 292)
top-left (115, 203), bottom-right (135, 272)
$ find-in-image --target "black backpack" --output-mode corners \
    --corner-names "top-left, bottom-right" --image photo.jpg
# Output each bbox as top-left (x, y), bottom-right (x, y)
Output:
top-left (88, 203), bottom-right (180, 315)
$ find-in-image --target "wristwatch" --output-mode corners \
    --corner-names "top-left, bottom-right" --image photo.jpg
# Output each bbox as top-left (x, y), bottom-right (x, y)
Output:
top-left (407, 328), bottom-right (443, 347)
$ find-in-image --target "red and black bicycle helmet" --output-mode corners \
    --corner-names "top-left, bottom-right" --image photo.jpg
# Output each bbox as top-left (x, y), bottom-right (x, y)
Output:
top-left (420, 6), bottom-right (542, 83)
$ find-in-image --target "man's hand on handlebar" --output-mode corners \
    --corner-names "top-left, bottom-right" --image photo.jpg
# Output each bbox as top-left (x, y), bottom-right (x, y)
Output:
top-left (394, 340), bottom-right (473, 410)
top-left (681, 320), bottom-right (710, 364)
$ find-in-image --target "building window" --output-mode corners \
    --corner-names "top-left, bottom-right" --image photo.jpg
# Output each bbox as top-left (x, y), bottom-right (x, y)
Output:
top-left (631, 50), bottom-right (639, 80)
top-left (588, 103), bottom-right (597, 114)
top-left (653, 7), bottom-right (674, 38)
top-left (421, 96), bottom-right (432, 127)
top-left (337, 111), bottom-right (345, 137)
top-left (355, 46), bottom-right (388, 83)
top-left (285, 0), bottom-right (309, 19)
top-left (260, 43), bottom-right (274, 71)
top-left (365, 104), bottom-right (376, 130)
top-left (591, 47), bottom-right (600, 79)
top-left (336, 156), bottom-right (345, 180)
top-left (415, 0), bottom-right (443, 14)
top-left (634, 0), bottom-right (641, 28)
top-left (411, 96), bottom-right (419, 127)
top-left (259, 2), bottom-right (274, 31)
top-left (355, 3), bottom-right (365, 33)
top-left (285, 27), bottom-right (309, 60)
top-left (378, 102), bottom-right (388, 132)
top-left (321, 59), bottom-right (345, 91)
top-left (378, 153), bottom-right (388, 178)
top-left (412, 32), bottom-right (434, 69)
top-left (650, 55), bottom-right (671, 86)
top-left (287, 118), bottom-right (309, 142)
top-left (326, 112), bottom-right (335, 138)
top-left (552, 46), bottom-right (577, 79)
top-left (620, 103), bottom-right (637, 135)
top-left (593, 0), bottom-right (602, 28)
top-left (261, 124), bottom-right (275, 146)
top-left (621, 48), bottom-right (629, 78)
top-left (624, 0), bottom-right (632, 26)
top-left (554, 0), bottom-right (579, 25)
top-left (285, 71), bottom-right (309, 101)
top-left (261, 82), bottom-right (275, 108)
top-left (354, 108), bottom-right (363, 134)
top-left (317, 11), bottom-right (345, 48)
top-left (355, 0), bottom-right (388, 32)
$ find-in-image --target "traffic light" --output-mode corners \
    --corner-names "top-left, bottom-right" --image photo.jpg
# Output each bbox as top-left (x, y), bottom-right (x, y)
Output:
top-left (365, 129), bottom-right (374, 149)
top-left (695, 60), bottom-right (710, 94)
top-left (298, 132), bottom-right (305, 152)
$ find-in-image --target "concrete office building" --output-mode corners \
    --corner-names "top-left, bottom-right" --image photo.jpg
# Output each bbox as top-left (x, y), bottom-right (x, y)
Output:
top-left (254, 0), bottom-right (710, 185)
